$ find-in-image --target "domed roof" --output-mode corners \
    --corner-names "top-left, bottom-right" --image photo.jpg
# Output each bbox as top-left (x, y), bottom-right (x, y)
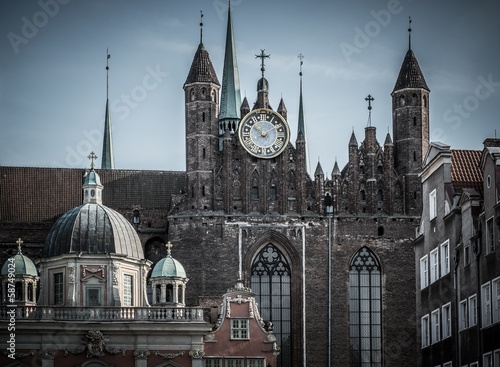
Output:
top-left (43, 203), bottom-right (144, 258)
top-left (1, 252), bottom-right (37, 277)
top-left (151, 255), bottom-right (187, 278)
top-left (83, 170), bottom-right (102, 186)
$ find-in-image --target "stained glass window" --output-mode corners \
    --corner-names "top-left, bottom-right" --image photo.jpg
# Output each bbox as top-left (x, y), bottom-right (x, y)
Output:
top-left (349, 246), bottom-right (382, 367)
top-left (251, 243), bottom-right (291, 367)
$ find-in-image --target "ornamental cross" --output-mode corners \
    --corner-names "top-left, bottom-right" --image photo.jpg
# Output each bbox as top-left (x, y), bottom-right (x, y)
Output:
top-left (16, 238), bottom-right (23, 253)
top-left (365, 94), bottom-right (374, 111)
top-left (165, 241), bottom-right (173, 256)
top-left (88, 151), bottom-right (98, 169)
top-left (255, 49), bottom-right (270, 77)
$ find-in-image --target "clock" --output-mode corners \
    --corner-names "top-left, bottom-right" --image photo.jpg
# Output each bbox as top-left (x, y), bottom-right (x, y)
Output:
top-left (238, 108), bottom-right (290, 159)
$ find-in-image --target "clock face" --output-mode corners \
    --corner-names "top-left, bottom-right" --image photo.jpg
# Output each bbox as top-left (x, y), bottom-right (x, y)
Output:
top-left (238, 108), bottom-right (290, 159)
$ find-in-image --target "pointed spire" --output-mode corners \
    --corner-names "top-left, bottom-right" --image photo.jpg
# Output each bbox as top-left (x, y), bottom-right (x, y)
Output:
top-left (314, 160), bottom-right (324, 177)
top-left (393, 19), bottom-right (429, 92)
top-left (184, 43), bottom-right (220, 86)
top-left (101, 49), bottom-right (115, 169)
top-left (384, 131), bottom-right (393, 146)
top-left (332, 158), bottom-right (341, 177)
top-left (297, 54), bottom-right (306, 138)
top-left (219, 3), bottom-right (241, 122)
top-left (349, 130), bottom-right (358, 147)
top-left (240, 97), bottom-right (250, 117)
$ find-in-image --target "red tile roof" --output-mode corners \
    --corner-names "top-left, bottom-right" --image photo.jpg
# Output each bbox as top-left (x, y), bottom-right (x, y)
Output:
top-left (451, 149), bottom-right (482, 194)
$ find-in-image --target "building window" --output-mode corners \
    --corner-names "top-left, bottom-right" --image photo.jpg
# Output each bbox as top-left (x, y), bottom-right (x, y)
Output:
top-left (484, 352), bottom-right (493, 367)
top-left (377, 189), bottom-right (383, 202)
top-left (442, 303), bottom-right (451, 339)
top-left (440, 240), bottom-right (450, 276)
top-left (421, 314), bottom-right (430, 348)
top-left (123, 274), bottom-right (133, 306)
top-left (492, 277), bottom-right (500, 324)
top-left (469, 294), bottom-right (477, 326)
top-left (459, 299), bottom-right (468, 331)
top-left (251, 186), bottom-right (259, 201)
top-left (226, 359), bottom-right (244, 367)
top-left (349, 247), bottom-right (382, 367)
top-left (251, 243), bottom-right (291, 367)
top-left (360, 190), bottom-right (366, 201)
top-left (487, 217), bottom-right (495, 254)
top-left (430, 248), bottom-right (439, 283)
top-left (494, 350), bottom-right (500, 367)
top-left (482, 282), bottom-right (492, 327)
top-left (53, 272), bottom-right (64, 305)
top-left (203, 359), bottom-right (222, 367)
top-left (420, 255), bottom-right (429, 289)
top-left (464, 242), bottom-right (470, 266)
top-left (247, 359), bottom-right (266, 367)
top-left (431, 308), bottom-right (440, 344)
top-left (85, 287), bottom-right (101, 307)
top-left (429, 189), bottom-right (437, 220)
top-left (230, 319), bottom-right (249, 340)
top-left (270, 185), bottom-right (277, 201)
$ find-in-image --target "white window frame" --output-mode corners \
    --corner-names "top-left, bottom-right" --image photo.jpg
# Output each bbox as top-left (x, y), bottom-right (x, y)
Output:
top-left (487, 217), bottom-right (495, 255)
top-left (482, 282), bottom-right (492, 327)
top-left (493, 277), bottom-right (500, 324)
top-left (470, 362), bottom-right (479, 367)
top-left (230, 319), bottom-right (249, 340)
top-left (440, 240), bottom-right (450, 276)
top-left (431, 308), bottom-right (440, 344)
top-left (429, 189), bottom-right (437, 220)
top-left (442, 302), bottom-right (452, 339)
top-left (459, 298), bottom-right (468, 331)
top-left (421, 314), bottom-right (430, 348)
top-left (484, 352), bottom-right (493, 367)
top-left (469, 294), bottom-right (477, 326)
top-left (430, 248), bottom-right (439, 283)
top-left (420, 255), bottom-right (429, 289)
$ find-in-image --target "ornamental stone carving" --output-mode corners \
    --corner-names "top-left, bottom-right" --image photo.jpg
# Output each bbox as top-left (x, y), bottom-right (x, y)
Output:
top-left (189, 349), bottom-right (205, 359)
top-left (39, 349), bottom-right (56, 360)
top-left (153, 350), bottom-right (185, 359)
top-left (68, 262), bottom-right (75, 284)
top-left (134, 350), bottom-right (150, 359)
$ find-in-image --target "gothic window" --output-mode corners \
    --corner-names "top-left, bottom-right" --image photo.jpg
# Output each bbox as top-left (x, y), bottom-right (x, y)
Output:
top-left (202, 112), bottom-right (206, 122)
top-left (413, 116), bottom-right (417, 126)
top-left (377, 189), bottom-right (383, 202)
top-left (349, 247), bottom-right (382, 367)
top-left (251, 244), bottom-right (292, 367)
top-left (201, 87), bottom-right (206, 98)
top-left (423, 95), bottom-right (427, 108)
top-left (270, 185), bottom-right (278, 201)
top-left (399, 95), bottom-right (405, 107)
top-left (360, 190), bottom-right (366, 201)
top-left (251, 186), bottom-right (259, 201)
top-left (190, 88), bottom-right (195, 101)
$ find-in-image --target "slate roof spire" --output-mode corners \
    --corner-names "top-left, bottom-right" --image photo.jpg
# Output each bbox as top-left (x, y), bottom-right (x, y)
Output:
top-left (219, 3), bottom-right (241, 123)
top-left (101, 49), bottom-right (115, 169)
top-left (297, 54), bottom-right (310, 174)
top-left (393, 18), bottom-right (429, 92)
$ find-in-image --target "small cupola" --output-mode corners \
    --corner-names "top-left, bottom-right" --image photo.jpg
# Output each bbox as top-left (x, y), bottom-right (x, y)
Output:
top-left (149, 242), bottom-right (189, 307)
top-left (82, 151), bottom-right (103, 205)
top-left (0, 238), bottom-right (38, 305)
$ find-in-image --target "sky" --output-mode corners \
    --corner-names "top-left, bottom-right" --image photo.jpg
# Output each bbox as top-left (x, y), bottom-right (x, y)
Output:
top-left (0, 0), bottom-right (499, 176)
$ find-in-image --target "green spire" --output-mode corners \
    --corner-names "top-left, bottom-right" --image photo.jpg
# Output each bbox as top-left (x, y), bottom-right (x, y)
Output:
top-left (297, 54), bottom-right (310, 174)
top-left (219, 4), bottom-right (241, 123)
top-left (101, 49), bottom-right (115, 169)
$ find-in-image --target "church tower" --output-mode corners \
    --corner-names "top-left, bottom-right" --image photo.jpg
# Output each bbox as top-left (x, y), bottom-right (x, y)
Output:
top-left (391, 19), bottom-right (429, 215)
top-left (183, 14), bottom-right (220, 210)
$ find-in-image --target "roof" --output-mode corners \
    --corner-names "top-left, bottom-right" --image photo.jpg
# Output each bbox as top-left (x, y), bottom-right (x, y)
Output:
top-left (151, 255), bottom-right (187, 278)
top-left (451, 149), bottom-right (482, 194)
top-left (1, 252), bottom-right (37, 276)
top-left (43, 203), bottom-right (144, 258)
top-left (184, 43), bottom-right (220, 86)
top-left (393, 49), bottom-right (430, 92)
top-left (0, 167), bottom-right (187, 223)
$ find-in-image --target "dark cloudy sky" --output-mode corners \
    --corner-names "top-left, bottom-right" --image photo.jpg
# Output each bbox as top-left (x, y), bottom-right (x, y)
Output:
top-left (1, 0), bottom-right (498, 175)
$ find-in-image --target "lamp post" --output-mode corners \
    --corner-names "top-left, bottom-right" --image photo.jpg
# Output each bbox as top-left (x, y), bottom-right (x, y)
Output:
top-left (325, 193), bottom-right (334, 367)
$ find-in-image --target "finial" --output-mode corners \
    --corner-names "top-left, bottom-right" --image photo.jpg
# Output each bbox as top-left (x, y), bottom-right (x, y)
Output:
top-left (298, 53), bottom-right (304, 77)
top-left (199, 11), bottom-right (204, 44)
top-left (255, 49), bottom-right (270, 79)
top-left (165, 241), bottom-right (173, 256)
top-left (16, 238), bottom-right (23, 254)
top-left (365, 94), bottom-right (374, 127)
top-left (106, 48), bottom-right (110, 100)
top-left (88, 151), bottom-right (98, 170)
top-left (408, 16), bottom-right (412, 50)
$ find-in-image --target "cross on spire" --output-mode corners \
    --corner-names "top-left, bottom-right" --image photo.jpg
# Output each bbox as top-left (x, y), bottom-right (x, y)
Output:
top-left (106, 48), bottom-right (110, 100)
top-left (199, 10), bottom-right (204, 44)
top-left (88, 151), bottom-right (98, 170)
top-left (16, 238), bottom-right (23, 254)
top-left (408, 16), bottom-right (412, 50)
top-left (365, 94), bottom-right (374, 126)
top-left (165, 241), bottom-right (173, 256)
top-left (298, 53), bottom-right (304, 77)
top-left (255, 49), bottom-right (270, 78)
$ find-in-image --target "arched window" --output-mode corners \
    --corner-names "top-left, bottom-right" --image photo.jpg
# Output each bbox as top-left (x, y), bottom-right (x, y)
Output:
top-left (423, 95), bottom-right (427, 108)
top-left (166, 284), bottom-right (173, 302)
top-left (399, 95), bottom-right (405, 107)
top-left (270, 185), bottom-right (278, 201)
top-left (251, 244), bottom-right (292, 367)
top-left (349, 247), bottom-right (382, 367)
top-left (27, 283), bottom-right (33, 302)
top-left (360, 190), bottom-right (366, 201)
top-left (377, 189), bottom-right (383, 202)
top-left (251, 187), bottom-right (259, 201)
top-left (15, 282), bottom-right (23, 301)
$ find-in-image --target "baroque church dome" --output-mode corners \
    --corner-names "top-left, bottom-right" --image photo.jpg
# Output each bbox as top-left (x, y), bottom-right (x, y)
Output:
top-left (151, 242), bottom-right (186, 278)
top-left (1, 248), bottom-right (37, 276)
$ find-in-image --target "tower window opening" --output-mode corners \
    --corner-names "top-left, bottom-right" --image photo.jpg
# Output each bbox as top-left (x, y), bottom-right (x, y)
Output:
top-left (202, 112), bottom-right (206, 122)
top-left (413, 117), bottom-right (417, 126)
top-left (360, 190), bottom-right (366, 201)
top-left (399, 95), bottom-right (405, 107)
top-left (202, 185), bottom-right (206, 197)
top-left (203, 147), bottom-right (206, 159)
top-left (191, 186), bottom-right (194, 198)
top-left (413, 151), bottom-right (417, 161)
top-left (423, 95), bottom-right (427, 108)
top-left (251, 186), bottom-right (259, 201)
top-left (270, 186), bottom-right (277, 201)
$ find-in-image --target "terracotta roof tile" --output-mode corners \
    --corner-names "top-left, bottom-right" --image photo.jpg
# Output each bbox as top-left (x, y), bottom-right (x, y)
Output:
top-left (451, 149), bottom-right (482, 194)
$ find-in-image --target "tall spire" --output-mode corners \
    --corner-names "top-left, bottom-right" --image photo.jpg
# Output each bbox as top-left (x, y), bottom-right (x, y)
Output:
top-left (297, 54), bottom-right (310, 174)
top-left (101, 49), bottom-right (115, 169)
top-left (219, 2), bottom-right (242, 134)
